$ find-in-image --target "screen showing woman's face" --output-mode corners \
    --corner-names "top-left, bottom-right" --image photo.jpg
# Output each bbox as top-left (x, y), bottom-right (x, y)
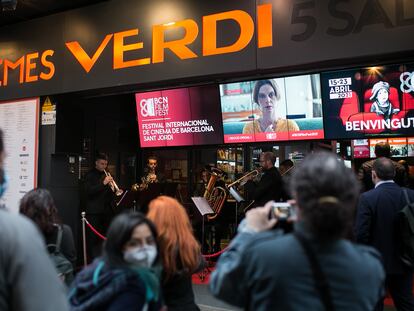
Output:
top-left (257, 84), bottom-right (276, 116)
top-left (377, 88), bottom-right (389, 105)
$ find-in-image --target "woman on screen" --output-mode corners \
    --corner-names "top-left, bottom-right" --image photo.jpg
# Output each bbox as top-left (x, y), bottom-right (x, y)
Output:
top-left (370, 81), bottom-right (399, 120)
top-left (243, 79), bottom-right (299, 134)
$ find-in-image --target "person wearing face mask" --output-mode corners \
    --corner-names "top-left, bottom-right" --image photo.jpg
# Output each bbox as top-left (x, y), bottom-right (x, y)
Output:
top-left (69, 212), bottom-right (164, 311)
top-left (147, 196), bottom-right (204, 311)
top-left (243, 79), bottom-right (299, 134)
top-left (0, 129), bottom-right (70, 311)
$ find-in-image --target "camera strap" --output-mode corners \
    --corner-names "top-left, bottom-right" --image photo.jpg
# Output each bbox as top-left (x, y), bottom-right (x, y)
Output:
top-left (293, 232), bottom-right (335, 311)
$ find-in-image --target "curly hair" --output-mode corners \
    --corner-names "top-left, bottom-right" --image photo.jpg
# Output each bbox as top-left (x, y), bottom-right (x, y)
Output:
top-left (19, 188), bottom-right (59, 235)
top-left (290, 152), bottom-right (360, 241)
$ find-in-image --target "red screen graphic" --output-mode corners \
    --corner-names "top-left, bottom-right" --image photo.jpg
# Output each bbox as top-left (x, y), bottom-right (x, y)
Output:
top-left (136, 85), bottom-right (224, 148)
top-left (353, 139), bottom-right (370, 158)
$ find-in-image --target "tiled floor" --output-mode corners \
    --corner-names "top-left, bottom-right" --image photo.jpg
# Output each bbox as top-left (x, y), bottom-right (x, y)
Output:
top-left (193, 282), bottom-right (397, 311)
top-left (194, 283), bottom-right (241, 311)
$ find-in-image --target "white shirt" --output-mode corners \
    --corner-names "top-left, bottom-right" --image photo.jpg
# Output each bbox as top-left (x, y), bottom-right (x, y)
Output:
top-left (375, 180), bottom-right (395, 188)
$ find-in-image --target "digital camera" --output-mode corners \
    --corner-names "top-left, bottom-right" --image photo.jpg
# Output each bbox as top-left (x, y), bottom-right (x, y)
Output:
top-left (269, 202), bottom-right (295, 220)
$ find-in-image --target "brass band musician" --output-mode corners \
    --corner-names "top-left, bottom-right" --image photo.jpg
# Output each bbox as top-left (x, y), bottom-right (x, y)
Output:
top-left (244, 152), bottom-right (283, 209)
top-left (139, 155), bottom-right (165, 189)
top-left (193, 169), bottom-right (209, 197)
top-left (83, 152), bottom-right (123, 259)
top-left (279, 159), bottom-right (294, 201)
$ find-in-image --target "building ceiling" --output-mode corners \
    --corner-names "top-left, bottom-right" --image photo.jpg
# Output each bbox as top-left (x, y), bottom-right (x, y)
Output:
top-left (0, 0), bottom-right (108, 27)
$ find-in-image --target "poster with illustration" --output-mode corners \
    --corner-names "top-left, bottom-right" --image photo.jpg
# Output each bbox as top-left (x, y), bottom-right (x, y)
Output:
top-left (322, 64), bottom-right (414, 139)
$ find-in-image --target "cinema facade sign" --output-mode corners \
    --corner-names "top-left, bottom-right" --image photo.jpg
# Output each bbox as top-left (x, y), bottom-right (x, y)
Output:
top-left (0, 0), bottom-right (414, 100)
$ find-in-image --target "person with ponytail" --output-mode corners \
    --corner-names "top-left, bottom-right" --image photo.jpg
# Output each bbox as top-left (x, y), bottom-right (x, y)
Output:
top-left (147, 196), bottom-right (203, 311)
top-left (210, 152), bottom-right (385, 311)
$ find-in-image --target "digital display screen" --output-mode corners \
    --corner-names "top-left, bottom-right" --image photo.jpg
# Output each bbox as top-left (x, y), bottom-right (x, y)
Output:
top-left (322, 64), bottom-right (414, 139)
top-left (135, 85), bottom-right (224, 147)
top-left (369, 138), bottom-right (388, 158)
top-left (408, 137), bottom-right (414, 156)
top-left (220, 74), bottom-right (324, 143)
top-left (388, 138), bottom-right (408, 158)
top-left (353, 139), bottom-right (369, 158)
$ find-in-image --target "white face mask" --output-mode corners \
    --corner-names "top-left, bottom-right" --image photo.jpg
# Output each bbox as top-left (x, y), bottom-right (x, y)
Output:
top-left (124, 245), bottom-right (157, 268)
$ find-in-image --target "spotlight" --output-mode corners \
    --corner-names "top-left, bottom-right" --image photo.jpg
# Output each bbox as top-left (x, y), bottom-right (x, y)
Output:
top-left (1, 0), bottom-right (17, 11)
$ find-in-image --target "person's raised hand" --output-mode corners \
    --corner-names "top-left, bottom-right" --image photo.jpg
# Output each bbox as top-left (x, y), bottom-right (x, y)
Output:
top-left (103, 176), bottom-right (113, 185)
top-left (245, 201), bottom-right (278, 232)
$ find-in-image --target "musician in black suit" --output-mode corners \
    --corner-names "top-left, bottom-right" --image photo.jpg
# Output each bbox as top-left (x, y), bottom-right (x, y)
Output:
top-left (355, 157), bottom-right (414, 311)
top-left (141, 155), bottom-right (166, 185)
top-left (83, 152), bottom-right (118, 259)
top-left (244, 151), bottom-right (283, 209)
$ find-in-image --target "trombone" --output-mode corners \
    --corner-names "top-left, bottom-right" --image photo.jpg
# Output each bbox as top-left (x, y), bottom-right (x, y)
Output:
top-left (226, 169), bottom-right (262, 212)
top-left (226, 169), bottom-right (261, 189)
top-left (104, 169), bottom-right (124, 196)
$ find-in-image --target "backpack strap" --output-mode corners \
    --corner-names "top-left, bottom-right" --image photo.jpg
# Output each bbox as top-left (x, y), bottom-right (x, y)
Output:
top-left (294, 232), bottom-right (335, 311)
top-left (54, 225), bottom-right (63, 254)
top-left (403, 188), bottom-right (411, 206)
top-left (402, 189), bottom-right (414, 224)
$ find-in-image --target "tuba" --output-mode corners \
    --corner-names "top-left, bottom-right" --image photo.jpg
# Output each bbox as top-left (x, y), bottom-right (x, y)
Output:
top-left (203, 168), bottom-right (227, 221)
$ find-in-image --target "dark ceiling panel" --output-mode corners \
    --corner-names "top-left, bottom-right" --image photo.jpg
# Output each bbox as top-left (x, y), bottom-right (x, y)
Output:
top-left (0, 0), bottom-right (108, 26)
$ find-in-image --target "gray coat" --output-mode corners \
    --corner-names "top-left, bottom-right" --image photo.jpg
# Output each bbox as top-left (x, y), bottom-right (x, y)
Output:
top-left (0, 209), bottom-right (69, 311)
top-left (210, 223), bottom-right (385, 311)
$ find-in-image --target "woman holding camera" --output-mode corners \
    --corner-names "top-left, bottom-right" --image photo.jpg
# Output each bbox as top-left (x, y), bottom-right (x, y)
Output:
top-left (210, 152), bottom-right (385, 311)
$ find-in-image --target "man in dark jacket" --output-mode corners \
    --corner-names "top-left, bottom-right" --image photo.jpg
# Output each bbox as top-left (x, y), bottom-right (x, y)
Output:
top-left (358, 141), bottom-right (406, 192)
top-left (83, 152), bottom-right (117, 259)
top-left (355, 157), bottom-right (414, 311)
top-left (244, 151), bottom-right (283, 209)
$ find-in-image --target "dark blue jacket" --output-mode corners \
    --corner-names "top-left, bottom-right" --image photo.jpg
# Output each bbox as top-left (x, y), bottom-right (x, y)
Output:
top-left (69, 260), bottom-right (162, 311)
top-left (355, 182), bottom-right (414, 274)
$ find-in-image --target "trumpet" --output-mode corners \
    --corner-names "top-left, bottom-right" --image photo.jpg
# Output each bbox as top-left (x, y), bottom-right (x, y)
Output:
top-left (104, 170), bottom-right (124, 196)
top-left (131, 172), bottom-right (158, 191)
top-left (226, 169), bottom-right (262, 189)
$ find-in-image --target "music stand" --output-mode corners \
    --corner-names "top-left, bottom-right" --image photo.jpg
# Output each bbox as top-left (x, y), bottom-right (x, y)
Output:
top-left (116, 190), bottom-right (139, 212)
top-left (136, 183), bottom-right (163, 213)
top-left (228, 186), bottom-right (245, 231)
top-left (162, 182), bottom-right (178, 197)
top-left (191, 196), bottom-right (214, 281)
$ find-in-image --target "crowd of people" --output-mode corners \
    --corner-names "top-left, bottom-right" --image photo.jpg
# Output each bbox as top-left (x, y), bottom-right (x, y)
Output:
top-left (1, 124), bottom-right (414, 310)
